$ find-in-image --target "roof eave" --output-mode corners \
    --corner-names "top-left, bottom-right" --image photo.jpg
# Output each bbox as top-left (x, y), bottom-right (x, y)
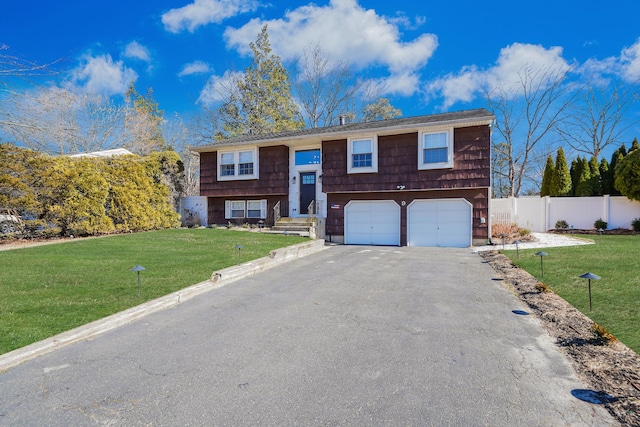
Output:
top-left (190, 112), bottom-right (495, 153)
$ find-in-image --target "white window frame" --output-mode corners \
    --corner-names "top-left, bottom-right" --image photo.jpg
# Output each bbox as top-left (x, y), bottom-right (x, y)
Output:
top-left (418, 128), bottom-right (454, 170)
top-left (217, 147), bottom-right (259, 181)
top-left (347, 135), bottom-right (378, 174)
top-left (225, 200), bottom-right (246, 219)
top-left (246, 200), bottom-right (267, 219)
top-left (225, 200), bottom-right (267, 219)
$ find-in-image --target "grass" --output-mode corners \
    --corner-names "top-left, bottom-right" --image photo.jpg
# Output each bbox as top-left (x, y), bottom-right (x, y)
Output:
top-left (502, 234), bottom-right (640, 354)
top-left (0, 228), bottom-right (308, 355)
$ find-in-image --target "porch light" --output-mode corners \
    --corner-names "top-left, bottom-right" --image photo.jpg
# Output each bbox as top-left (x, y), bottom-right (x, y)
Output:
top-left (579, 272), bottom-right (601, 311)
top-left (130, 265), bottom-right (146, 297)
top-left (535, 251), bottom-right (548, 278)
top-left (292, 176), bottom-right (296, 184)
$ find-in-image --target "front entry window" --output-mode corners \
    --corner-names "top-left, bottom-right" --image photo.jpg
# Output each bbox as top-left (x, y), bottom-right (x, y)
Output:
top-left (295, 149), bottom-right (321, 165)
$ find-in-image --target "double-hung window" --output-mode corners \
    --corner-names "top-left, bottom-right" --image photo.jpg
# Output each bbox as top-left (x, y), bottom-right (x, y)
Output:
top-left (238, 151), bottom-right (254, 176)
top-left (225, 200), bottom-right (267, 219)
top-left (229, 201), bottom-right (245, 218)
top-left (246, 200), bottom-right (263, 218)
top-left (419, 129), bottom-right (453, 170)
top-left (347, 136), bottom-right (377, 173)
top-left (217, 148), bottom-right (258, 180)
top-left (220, 153), bottom-right (235, 177)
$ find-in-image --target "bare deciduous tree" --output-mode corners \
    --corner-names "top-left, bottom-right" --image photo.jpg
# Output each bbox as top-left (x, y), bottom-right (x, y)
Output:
top-left (294, 45), bottom-right (359, 128)
top-left (0, 44), bottom-right (60, 79)
top-left (487, 66), bottom-right (573, 197)
top-left (293, 44), bottom-right (392, 127)
top-left (556, 83), bottom-right (640, 159)
top-left (2, 87), bottom-right (125, 154)
top-left (162, 113), bottom-right (200, 197)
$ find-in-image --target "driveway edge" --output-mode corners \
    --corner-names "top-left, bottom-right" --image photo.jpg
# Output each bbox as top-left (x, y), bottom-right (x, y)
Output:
top-left (0, 239), bottom-right (326, 373)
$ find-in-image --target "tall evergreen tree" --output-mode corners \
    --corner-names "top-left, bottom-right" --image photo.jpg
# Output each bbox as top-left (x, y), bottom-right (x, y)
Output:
top-left (574, 157), bottom-right (592, 196)
top-left (540, 154), bottom-right (555, 196)
top-left (218, 25), bottom-right (303, 138)
top-left (124, 83), bottom-right (166, 155)
top-left (569, 158), bottom-right (579, 196)
top-left (609, 143), bottom-right (627, 196)
top-left (550, 147), bottom-right (572, 196)
top-left (587, 156), bottom-right (602, 195)
top-left (630, 137), bottom-right (640, 152)
top-left (615, 148), bottom-right (640, 201)
top-left (599, 158), bottom-right (613, 195)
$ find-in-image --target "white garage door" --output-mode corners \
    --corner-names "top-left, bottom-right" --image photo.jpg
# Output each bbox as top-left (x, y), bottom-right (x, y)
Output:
top-left (345, 200), bottom-right (400, 246)
top-left (408, 199), bottom-right (472, 247)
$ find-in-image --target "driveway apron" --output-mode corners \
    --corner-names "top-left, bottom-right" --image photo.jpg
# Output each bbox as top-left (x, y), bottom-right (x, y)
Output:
top-left (0, 246), bottom-right (616, 426)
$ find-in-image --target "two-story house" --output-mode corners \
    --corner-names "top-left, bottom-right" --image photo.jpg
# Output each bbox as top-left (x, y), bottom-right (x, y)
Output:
top-left (193, 108), bottom-right (494, 247)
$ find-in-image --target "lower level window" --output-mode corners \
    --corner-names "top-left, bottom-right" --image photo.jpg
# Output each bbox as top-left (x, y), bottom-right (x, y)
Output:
top-left (247, 201), bottom-right (262, 218)
top-left (230, 201), bottom-right (245, 218)
top-left (225, 199), bottom-right (267, 219)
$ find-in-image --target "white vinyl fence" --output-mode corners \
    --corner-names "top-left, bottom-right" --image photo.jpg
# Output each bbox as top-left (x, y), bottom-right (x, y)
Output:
top-left (492, 196), bottom-right (640, 232)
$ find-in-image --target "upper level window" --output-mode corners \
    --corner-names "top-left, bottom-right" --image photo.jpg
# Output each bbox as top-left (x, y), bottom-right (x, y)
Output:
top-left (238, 151), bottom-right (254, 175)
top-left (347, 136), bottom-right (377, 173)
top-left (419, 129), bottom-right (453, 170)
top-left (295, 149), bottom-right (321, 165)
top-left (217, 148), bottom-right (259, 180)
top-left (220, 153), bottom-right (235, 176)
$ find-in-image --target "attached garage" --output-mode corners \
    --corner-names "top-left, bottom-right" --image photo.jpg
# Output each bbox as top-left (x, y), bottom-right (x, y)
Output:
top-left (408, 199), bottom-right (472, 248)
top-left (345, 200), bottom-right (400, 246)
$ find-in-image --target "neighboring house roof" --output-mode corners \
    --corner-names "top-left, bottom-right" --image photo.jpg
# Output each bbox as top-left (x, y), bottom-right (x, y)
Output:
top-left (191, 108), bottom-right (495, 152)
top-left (68, 148), bottom-right (135, 158)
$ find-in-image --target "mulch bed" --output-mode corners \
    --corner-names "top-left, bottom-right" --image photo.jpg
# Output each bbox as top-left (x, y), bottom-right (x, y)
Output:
top-left (481, 251), bottom-right (640, 426)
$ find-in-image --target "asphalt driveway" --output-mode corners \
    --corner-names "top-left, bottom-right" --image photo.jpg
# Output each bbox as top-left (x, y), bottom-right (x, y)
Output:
top-left (0, 245), bottom-right (615, 426)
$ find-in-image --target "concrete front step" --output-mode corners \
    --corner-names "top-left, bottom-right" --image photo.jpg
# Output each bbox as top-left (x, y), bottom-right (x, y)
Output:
top-left (270, 217), bottom-right (315, 236)
top-left (272, 225), bottom-right (310, 232)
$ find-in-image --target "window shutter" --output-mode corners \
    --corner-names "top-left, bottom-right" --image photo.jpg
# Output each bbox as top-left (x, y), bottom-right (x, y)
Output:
top-left (260, 200), bottom-right (267, 219)
top-left (225, 200), bottom-right (231, 219)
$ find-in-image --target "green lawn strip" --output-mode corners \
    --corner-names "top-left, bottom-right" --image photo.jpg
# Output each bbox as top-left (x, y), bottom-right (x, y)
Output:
top-left (0, 228), bottom-right (308, 354)
top-left (502, 235), bottom-right (640, 354)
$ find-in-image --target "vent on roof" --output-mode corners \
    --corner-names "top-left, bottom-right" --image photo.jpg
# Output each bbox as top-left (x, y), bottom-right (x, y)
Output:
top-left (339, 115), bottom-right (346, 125)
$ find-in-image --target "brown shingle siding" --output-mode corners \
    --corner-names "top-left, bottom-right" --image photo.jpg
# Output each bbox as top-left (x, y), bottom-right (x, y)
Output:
top-left (321, 125), bottom-right (490, 193)
top-left (200, 146), bottom-right (289, 197)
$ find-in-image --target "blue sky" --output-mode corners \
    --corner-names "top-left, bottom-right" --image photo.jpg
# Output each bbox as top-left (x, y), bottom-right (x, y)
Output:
top-left (2, 0), bottom-right (640, 153)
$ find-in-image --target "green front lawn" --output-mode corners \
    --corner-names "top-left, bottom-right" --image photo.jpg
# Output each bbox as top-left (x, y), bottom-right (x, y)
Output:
top-left (503, 235), bottom-right (640, 354)
top-left (0, 228), bottom-right (308, 355)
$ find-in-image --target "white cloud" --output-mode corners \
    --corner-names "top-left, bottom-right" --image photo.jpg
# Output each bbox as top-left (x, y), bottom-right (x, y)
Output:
top-left (71, 54), bottom-right (137, 96)
top-left (197, 70), bottom-right (244, 105)
top-left (620, 38), bottom-right (640, 81)
top-left (162, 0), bottom-right (259, 33)
top-left (370, 72), bottom-right (421, 97)
top-left (123, 41), bottom-right (151, 62)
top-left (568, 37), bottom-right (640, 86)
top-left (223, 0), bottom-right (437, 97)
top-left (178, 60), bottom-right (212, 77)
top-left (427, 43), bottom-right (571, 109)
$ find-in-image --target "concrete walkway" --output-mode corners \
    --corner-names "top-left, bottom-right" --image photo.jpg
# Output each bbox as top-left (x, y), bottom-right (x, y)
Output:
top-left (472, 232), bottom-right (594, 252)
